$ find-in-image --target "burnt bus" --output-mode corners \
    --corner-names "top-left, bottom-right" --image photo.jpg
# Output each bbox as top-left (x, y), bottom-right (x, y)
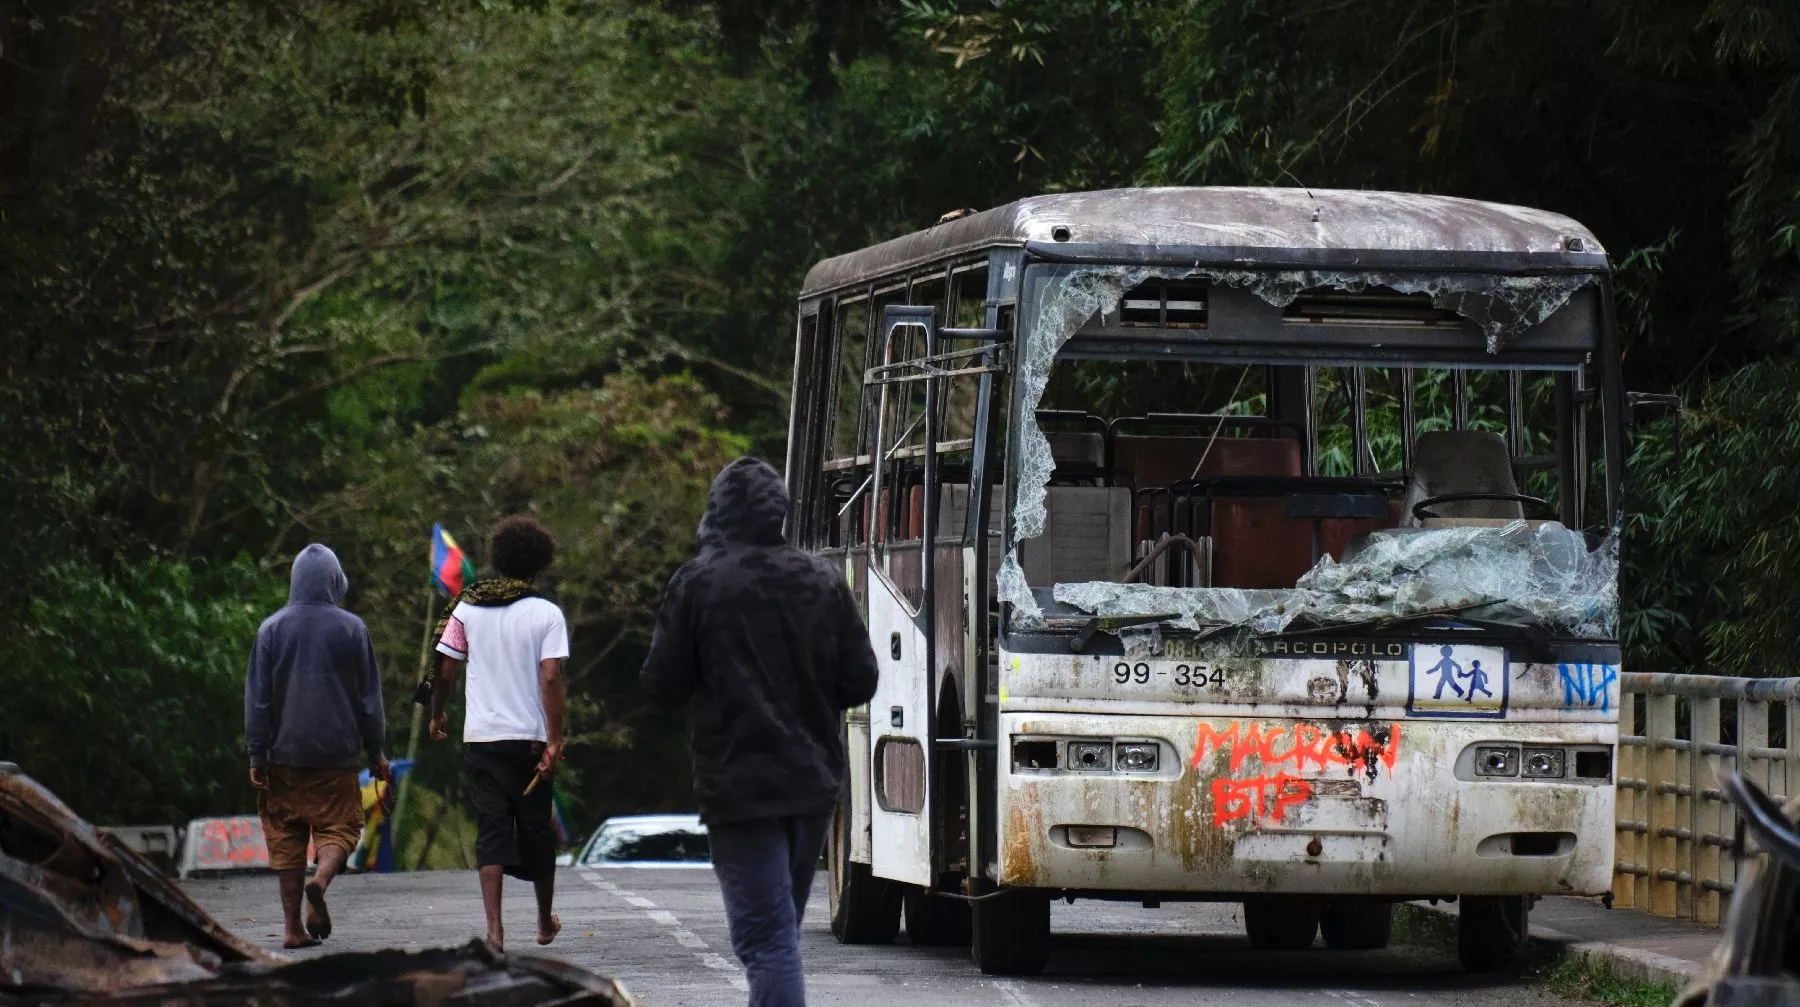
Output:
top-left (782, 187), bottom-right (1623, 975)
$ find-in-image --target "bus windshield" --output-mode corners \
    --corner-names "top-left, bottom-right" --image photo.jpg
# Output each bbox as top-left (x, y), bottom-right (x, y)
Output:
top-left (999, 265), bottom-right (1620, 646)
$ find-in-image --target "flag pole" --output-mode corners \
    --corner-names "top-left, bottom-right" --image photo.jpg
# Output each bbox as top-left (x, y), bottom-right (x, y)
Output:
top-left (391, 575), bottom-right (437, 865)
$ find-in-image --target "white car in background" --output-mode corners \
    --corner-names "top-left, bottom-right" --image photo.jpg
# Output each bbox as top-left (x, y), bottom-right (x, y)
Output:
top-left (568, 813), bottom-right (710, 869)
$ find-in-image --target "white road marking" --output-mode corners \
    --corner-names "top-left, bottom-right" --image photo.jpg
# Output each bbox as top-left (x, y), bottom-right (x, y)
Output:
top-left (577, 871), bottom-right (747, 992)
top-left (698, 952), bottom-right (750, 992)
top-left (991, 979), bottom-right (1036, 1007)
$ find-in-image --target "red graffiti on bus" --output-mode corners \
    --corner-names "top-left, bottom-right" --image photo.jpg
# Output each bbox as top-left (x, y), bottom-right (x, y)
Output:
top-left (1190, 721), bottom-right (1401, 827)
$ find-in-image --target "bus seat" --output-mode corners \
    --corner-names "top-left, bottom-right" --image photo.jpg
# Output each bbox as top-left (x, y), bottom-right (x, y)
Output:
top-left (1022, 486), bottom-right (1132, 584)
top-left (866, 486), bottom-right (925, 542)
top-left (1211, 497), bottom-right (1399, 590)
top-left (937, 485), bottom-right (1130, 584)
top-left (1113, 434), bottom-right (1301, 491)
top-left (939, 484), bottom-right (1006, 576)
top-left (1401, 430), bottom-right (1521, 527)
top-left (1211, 498), bottom-right (1314, 589)
top-left (1047, 430), bottom-right (1106, 482)
top-left (1122, 436), bottom-right (1303, 543)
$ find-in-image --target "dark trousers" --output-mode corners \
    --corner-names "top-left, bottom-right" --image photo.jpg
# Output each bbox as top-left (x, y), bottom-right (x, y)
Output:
top-left (708, 813), bottom-right (831, 1007)
top-left (464, 741), bottom-right (555, 882)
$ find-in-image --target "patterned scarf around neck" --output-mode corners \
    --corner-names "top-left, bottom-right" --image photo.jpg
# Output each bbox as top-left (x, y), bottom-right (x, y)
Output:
top-left (413, 577), bottom-right (540, 707)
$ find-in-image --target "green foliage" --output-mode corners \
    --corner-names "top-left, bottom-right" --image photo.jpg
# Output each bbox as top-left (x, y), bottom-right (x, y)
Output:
top-left (0, 556), bottom-right (283, 824)
top-left (1625, 363), bottom-right (1800, 672)
top-left (1536, 953), bottom-right (1677, 1007)
top-left (11, 0), bottom-right (1800, 832)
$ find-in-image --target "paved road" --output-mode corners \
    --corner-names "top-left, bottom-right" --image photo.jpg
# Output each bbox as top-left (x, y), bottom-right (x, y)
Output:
top-left (186, 869), bottom-right (1574, 1006)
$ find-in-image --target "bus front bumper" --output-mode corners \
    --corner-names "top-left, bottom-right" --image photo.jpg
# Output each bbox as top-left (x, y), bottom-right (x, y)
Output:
top-left (996, 711), bottom-right (1617, 898)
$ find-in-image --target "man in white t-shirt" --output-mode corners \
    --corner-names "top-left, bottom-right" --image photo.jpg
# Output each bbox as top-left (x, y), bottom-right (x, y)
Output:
top-left (428, 515), bottom-right (568, 949)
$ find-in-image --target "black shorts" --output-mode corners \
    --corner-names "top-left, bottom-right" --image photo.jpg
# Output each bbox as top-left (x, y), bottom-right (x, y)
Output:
top-left (464, 740), bottom-right (556, 882)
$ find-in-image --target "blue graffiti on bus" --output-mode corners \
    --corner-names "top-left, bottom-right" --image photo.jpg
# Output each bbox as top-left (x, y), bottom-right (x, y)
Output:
top-left (1558, 662), bottom-right (1618, 713)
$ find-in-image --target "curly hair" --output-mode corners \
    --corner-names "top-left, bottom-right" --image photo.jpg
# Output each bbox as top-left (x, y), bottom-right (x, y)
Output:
top-left (488, 515), bottom-right (555, 582)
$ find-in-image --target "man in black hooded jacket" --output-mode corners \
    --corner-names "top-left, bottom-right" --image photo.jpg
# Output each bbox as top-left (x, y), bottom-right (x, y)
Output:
top-left (642, 457), bottom-right (879, 1006)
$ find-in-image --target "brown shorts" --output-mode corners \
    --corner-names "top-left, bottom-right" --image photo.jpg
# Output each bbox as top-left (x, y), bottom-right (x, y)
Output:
top-left (257, 766), bottom-right (363, 871)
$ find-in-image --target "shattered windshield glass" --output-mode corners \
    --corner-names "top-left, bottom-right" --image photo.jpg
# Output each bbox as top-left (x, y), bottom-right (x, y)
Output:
top-left (997, 263), bottom-right (1615, 642)
top-left (1053, 522), bottom-right (1618, 641)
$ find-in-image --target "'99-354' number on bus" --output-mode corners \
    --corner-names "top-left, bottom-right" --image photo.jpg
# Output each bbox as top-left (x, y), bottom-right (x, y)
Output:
top-left (1112, 662), bottom-right (1224, 689)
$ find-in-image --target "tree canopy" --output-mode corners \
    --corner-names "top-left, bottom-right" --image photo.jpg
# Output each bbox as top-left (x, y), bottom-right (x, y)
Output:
top-left (3, 0), bottom-right (1797, 829)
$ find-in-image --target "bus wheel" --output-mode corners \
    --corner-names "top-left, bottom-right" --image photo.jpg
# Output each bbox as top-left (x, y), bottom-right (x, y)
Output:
top-left (828, 807), bottom-right (900, 944)
top-left (905, 886), bottom-right (972, 946)
top-left (1319, 900), bottom-right (1392, 950)
top-left (1242, 897), bottom-right (1320, 950)
top-left (1457, 895), bottom-right (1529, 973)
top-left (971, 890), bottom-right (1051, 975)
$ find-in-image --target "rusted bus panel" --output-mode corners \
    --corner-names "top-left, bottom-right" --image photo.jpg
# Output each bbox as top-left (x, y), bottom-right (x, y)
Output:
top-left (846, 708), bottom-right (873, 864)
top-left (931, 541), bottom-right (968, 721)
top-left (1000, 649), bottom-right (1621, 723)
top-left (995, 711), bottom-right (1616, 897)
top-left (801, 188), bottom-right (1606, 298)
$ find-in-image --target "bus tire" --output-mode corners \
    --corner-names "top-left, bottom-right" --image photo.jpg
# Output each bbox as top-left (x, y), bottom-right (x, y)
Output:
top-left (971, 890), bottom-right (1051, 975)
top-left (905, 887), bottom-right (972, 946)
top-left (1457, 895), bottom-right (1529, 973)
top-left (828, 808), bottom-right (900, 944)
top-left (1242, 897), bottom-right (1320, 950)
top-left (1319, 900), bottom-right (1392, 950)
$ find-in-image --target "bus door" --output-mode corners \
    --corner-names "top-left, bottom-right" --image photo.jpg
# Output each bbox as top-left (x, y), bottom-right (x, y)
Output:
top-left (865, 305), bottom-right (939, 887)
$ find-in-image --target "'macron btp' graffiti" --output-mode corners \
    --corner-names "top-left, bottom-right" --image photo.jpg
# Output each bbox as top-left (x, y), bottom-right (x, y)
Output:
top-left (1190, 721), bottom-right (1402, 827)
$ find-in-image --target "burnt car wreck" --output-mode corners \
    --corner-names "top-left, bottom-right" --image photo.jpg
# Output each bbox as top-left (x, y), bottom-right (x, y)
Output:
top-left (1680, 772), bottom-right (1800, 1006)
top-left (0, 765), bottom-right (636, 1005)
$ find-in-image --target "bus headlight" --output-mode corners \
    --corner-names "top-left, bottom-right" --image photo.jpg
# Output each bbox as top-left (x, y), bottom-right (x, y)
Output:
top-left (1068, 742), bottom-right (1112, 772)
top-left (1115, 743), bottom-right (1159, 773)
top-left (1523, 748), bottom-right (1566, 778)
top-left (1475, 746), bottom-right (1519, 777)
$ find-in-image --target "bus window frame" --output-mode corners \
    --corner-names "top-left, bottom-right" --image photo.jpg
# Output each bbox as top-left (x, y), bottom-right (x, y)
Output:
top-left (999, 261), bottom-right (1626, 639)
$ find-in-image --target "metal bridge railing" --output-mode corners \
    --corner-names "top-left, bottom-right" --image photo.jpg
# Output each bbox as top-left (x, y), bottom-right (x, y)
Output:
top-left (1613, 672), bottom-right (1800, 925)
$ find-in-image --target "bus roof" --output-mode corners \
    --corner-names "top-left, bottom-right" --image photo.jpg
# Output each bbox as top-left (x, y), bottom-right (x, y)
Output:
top-left (799, 186), bottom-right (1607, 297)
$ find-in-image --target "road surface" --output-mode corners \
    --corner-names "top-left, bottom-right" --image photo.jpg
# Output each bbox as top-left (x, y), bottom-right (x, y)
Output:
top-left (186, 869), bottom-right (1575, 1006)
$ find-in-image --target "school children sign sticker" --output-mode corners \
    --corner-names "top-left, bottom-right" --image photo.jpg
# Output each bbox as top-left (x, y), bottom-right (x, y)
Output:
top-left (1406, 643), bottom-right (1507, 718)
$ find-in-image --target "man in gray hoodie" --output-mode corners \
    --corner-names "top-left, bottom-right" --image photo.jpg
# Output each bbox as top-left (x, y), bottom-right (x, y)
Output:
top-left (245, 544), bottom-right (389, 949)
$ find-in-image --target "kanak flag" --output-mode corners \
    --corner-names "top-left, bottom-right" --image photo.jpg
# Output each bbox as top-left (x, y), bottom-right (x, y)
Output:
top-left (431, 523), bottom-right (476, 597)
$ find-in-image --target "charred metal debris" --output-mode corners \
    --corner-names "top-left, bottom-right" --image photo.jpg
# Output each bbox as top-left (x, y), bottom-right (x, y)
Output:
top-left (0, 766), bottom-right (635, 1005)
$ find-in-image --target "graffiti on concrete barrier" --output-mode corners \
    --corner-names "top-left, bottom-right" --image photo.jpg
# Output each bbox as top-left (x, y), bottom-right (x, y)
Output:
top-left (1558, 662), bottom-right (1618, 713)
top-left (189, 816), bottom-right (270, 871)
top-left (1190, 721), bottom-right (1401, 827)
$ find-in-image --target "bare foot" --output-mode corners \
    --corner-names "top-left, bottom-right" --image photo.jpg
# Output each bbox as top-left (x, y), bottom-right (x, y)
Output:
top-left (487, 927), bottom-right (504, 951)
top-left (536, 914), bottom-right (561, 946)
top-left (282, 934), bottom-right (322, 950)
top-left (303, 881), bottom-right (332, 940)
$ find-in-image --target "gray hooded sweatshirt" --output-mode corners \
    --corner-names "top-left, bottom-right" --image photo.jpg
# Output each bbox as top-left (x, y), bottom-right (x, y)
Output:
top-left (244, 544), bottom-right (386, 769)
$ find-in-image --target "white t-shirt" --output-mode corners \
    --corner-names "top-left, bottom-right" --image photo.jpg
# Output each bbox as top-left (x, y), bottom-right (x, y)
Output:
top-left (435, 597), bottom-right (569, 743)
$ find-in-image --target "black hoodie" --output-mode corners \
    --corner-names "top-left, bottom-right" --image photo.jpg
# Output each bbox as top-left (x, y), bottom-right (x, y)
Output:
top-left (641, 457), bottom-right (880, 824)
